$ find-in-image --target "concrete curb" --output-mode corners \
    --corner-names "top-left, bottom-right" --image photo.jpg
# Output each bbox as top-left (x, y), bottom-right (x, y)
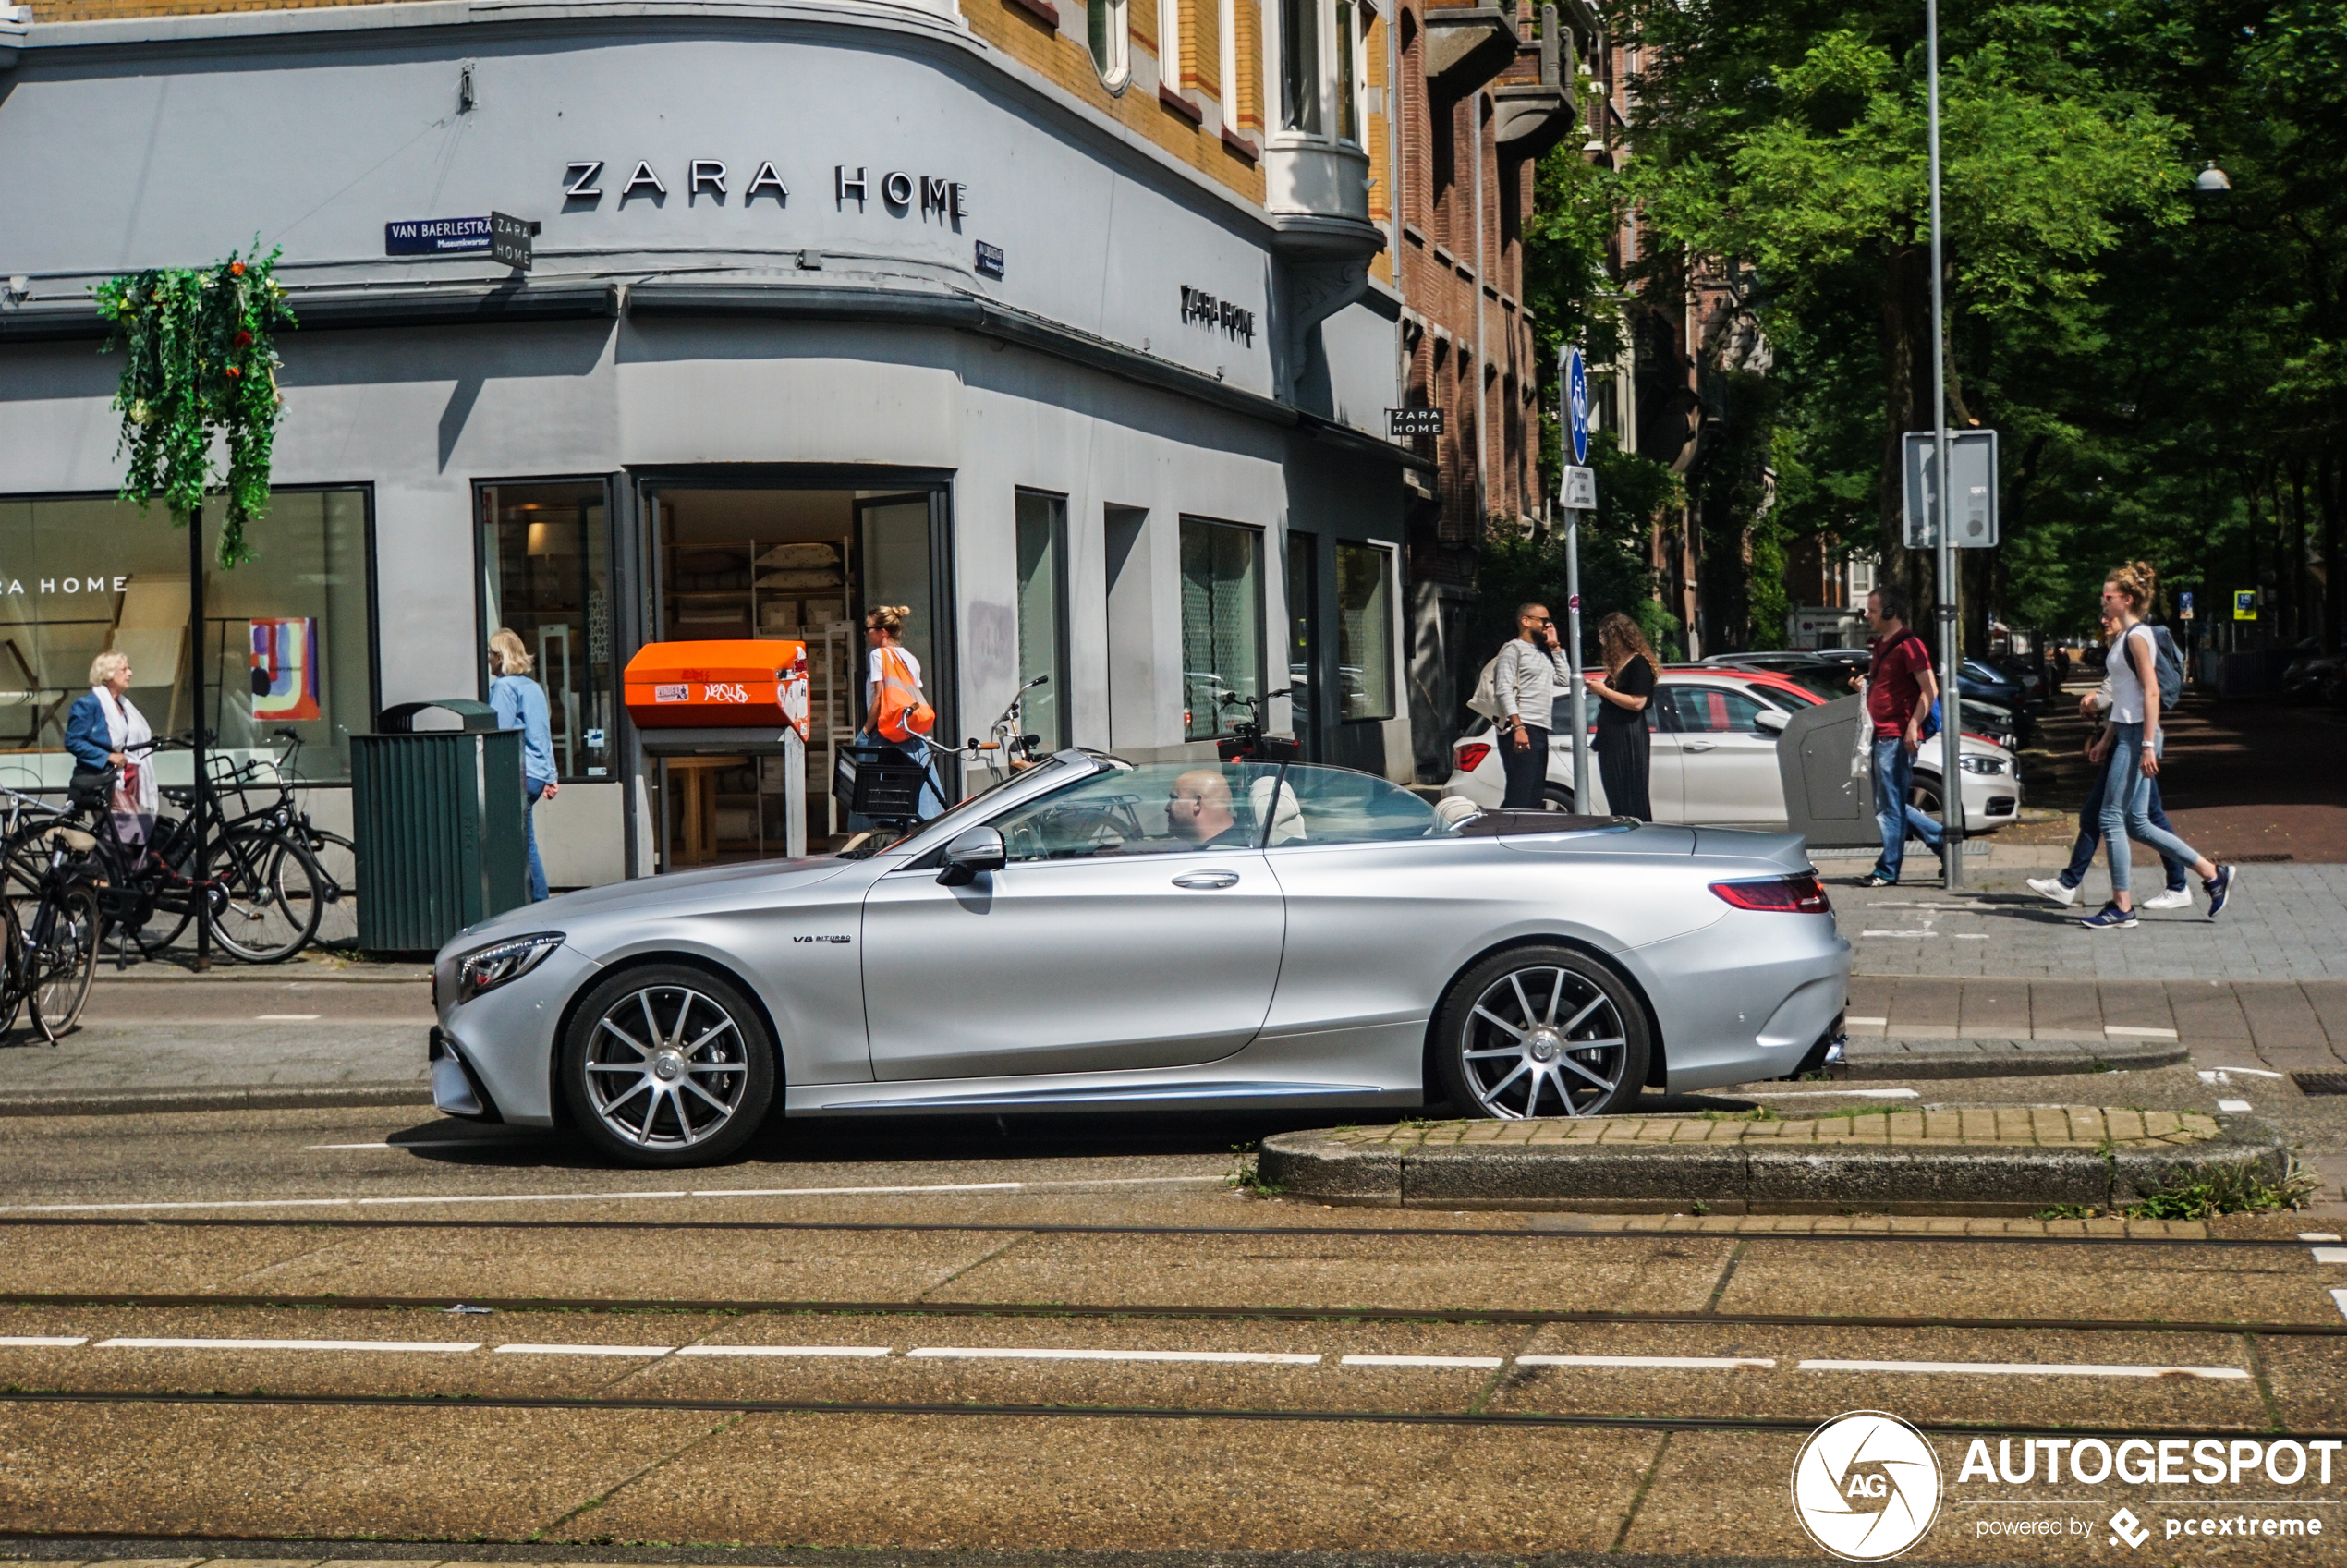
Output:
top-left (1259, 1113), bottom-right (2292, 1215)
top-left (0, 1084), bottom-right (433, 1119)
top-left (92, 966), bottom-right (429, 983)
top-left (1831, 1037), bottom-right (2188, 1079)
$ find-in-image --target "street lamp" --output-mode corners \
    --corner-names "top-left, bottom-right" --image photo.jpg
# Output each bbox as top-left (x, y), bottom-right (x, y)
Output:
top-left (1925, 0), bottom-right (1964, 889)
top-left (2194, 160), bottom-right (2232, 193)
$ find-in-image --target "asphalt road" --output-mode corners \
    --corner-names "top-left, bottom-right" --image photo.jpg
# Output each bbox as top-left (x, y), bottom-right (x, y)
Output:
top-left (2, 1103), bottom-right (2345, 1562)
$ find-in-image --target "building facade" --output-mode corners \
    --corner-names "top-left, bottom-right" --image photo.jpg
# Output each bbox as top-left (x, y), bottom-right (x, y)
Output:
top-left (1387, 0), bottom-right (1574, 779)
top-left (0, 0), bottom-right (1426, 883)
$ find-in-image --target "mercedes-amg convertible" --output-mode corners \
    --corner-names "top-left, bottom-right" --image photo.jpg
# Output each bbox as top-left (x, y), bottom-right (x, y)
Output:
top-left (429, 750), bottom-right (1851, 1166)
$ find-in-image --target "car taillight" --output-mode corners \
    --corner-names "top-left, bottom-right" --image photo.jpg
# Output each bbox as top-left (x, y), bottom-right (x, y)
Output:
top-left (1456, 742), bottom-right (1492, 772)
top-left (1710, 873), bottom-right (1831, 914)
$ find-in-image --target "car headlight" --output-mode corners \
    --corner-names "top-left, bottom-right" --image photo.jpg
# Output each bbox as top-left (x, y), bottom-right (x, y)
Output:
top-left (1959, 755), bottom-right (2007, 775)
top-left (454, 932), bottom-right (565, 1004)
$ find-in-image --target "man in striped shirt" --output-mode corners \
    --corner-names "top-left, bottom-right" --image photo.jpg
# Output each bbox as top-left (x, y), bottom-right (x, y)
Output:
top-left (1495, 603), bottom-right (1572, 810)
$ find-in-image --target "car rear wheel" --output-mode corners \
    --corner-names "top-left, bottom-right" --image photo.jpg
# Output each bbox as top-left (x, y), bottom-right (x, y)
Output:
top-left (1907, 776), bottom-right (1943, 817)
top-left (1540, 784), bottom-right (1576, 812)
top-left (1432, 945), bottom-right (1649, 1119)
top-left (560, 965), bottom-right (775, 1167)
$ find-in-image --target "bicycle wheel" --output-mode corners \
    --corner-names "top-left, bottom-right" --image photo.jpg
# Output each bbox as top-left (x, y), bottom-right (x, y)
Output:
top-left (28, 879), bottom-right (100, 1037)
top-left (204, 828), bottom-right (323, 963)
top-left (304, 829), bottom-right (359, 948)
top-left (0, 889), bottom-right (24, 1035)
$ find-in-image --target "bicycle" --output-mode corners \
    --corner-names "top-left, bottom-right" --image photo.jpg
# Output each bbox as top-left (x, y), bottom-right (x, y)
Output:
top-left (4, 736), bottom-right (323, 966)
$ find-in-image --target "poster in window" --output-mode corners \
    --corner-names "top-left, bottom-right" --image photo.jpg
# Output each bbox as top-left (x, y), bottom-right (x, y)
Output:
top-left (249, 617), bottom-right (322, 721)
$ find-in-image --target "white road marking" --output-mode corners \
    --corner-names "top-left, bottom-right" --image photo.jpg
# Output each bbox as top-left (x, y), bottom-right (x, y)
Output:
top-left (675, 1345), bottom-right (893, 1358)
top-left (2303, 1233), bottom-right (2343, 1242)
top-left (1798, 1359), bottom-right (2246, 1380)
top-left (493, 1343), bottom-right (675, 1356)
top-left (2104, 1026), bottom-right (2179, 1039)
top-left (2203, 1066), bottom-right (2287, 1080)
top-left (1338, 1355), bottom-right (1505, 1368)
top-left (2310, 1248), bottom-right (2347, 1264)
top-left (907, 1347), bottom-right (1322, 1366)
top-left (1954, 934), bottom-right (1988, 941)
top-left (0, 1173), bottom-right (1222, 1216)
top-left (307, 1140), bottom-right (534, 1151)
top-left (2217, 1100), bottom-right (2253, 1112)
top-left (0, 1336), bottom-right (87, 1347)
top-left (97, 1337), bottom-right (479, 1353)
top-left (255, 1014), bottom-right (322, 1021)
top-left (1738, 1088), bottom-right (1921, 1100)
top-left (1844, 1016), bottom-right (1889, 1027)
top-left (1516, 1355), bottom-right (1776, 1370)
top-left (1859, 931), bottom-right (1928, 939)
top-left (2332, 1289), bottom-right (2347, 1323)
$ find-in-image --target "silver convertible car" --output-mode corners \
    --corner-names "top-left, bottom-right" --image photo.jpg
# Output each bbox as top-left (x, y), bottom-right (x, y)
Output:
top-left (430, 751), bottom-right (1851, 1166)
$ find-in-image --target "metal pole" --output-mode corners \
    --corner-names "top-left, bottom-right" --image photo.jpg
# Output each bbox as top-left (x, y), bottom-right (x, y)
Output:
top-left (188, 509), bottom-right (210, 972)
top-left (1565, 513), bottom-right (1589, 803)
top-left (1926, 0), bottom-right (1965, 891)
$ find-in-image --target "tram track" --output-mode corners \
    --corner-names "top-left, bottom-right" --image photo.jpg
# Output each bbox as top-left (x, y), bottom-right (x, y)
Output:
top-left (0, 1384), bottom-right (2329, 1439)
top-left (2, 1289), bottom-right (2342, 1337)
top-left (0, 1213), bottom-right (2319, 1248)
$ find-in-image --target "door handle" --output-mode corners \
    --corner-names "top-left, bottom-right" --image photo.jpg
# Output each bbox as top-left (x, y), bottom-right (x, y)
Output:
top-left (1172, 870), bottom-right (1241, 889)
top-left (1684, 741), bottom-right (1717, 752)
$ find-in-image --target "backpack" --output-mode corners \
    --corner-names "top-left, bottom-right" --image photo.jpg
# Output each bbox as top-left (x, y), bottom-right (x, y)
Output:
top-left (2149, 624), bottom-right (2184, 709)
top-left (872, 646), bottom-right (935, 743)
top-left (1467, 653), bottom-right (1502, 720)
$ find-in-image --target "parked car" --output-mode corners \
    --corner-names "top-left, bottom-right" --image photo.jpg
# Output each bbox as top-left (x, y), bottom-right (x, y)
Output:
top-left (1715, 648), bottom-right (2022, 747)
top-left (430, 751), bottom-right (1852, 1163)
top-left (1442, 666), bottom-right (2022, 829)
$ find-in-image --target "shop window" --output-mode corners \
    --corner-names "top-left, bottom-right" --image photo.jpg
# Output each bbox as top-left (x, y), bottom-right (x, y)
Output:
top-left (1089, 0), bottom-right (1131, 89)
top-left (1333, 542), bottom-right (1394, 722)
top-left (1333, 0), bottom-right (1357, 142)
top-left (479, 481), bottom-right (614, 782)
top-left (0, 490), bottom-right (371, 788)
top-left (1179, 517), bottom-right (1264, 741)
top-left (1014, 491), bottom-right (1069, 750)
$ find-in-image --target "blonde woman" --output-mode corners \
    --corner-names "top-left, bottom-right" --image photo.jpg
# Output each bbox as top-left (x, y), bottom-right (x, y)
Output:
top-left (487, 628), bottom-right (558, 901)
top-left (64, 650), bottom-right (157, 844)
top-left (1587, 612), bottom-right (1658, 820)
top-left (859, 605), bottom-right (944, 819)
top-left (2078, 564), bottom-right (2232, 929)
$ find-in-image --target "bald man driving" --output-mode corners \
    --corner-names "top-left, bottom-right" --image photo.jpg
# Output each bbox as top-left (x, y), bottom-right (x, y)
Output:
top-left (1168, 769), bottom-right (1255, 848)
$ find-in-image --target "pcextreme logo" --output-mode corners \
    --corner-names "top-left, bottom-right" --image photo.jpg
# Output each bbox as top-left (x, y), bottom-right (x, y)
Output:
top-left (1791, 1411), bottom-right (1944, 1561)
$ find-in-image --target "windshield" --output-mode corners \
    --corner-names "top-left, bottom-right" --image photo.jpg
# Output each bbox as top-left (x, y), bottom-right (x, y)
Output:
top-left (834, 753), bottom-right (1099, 858)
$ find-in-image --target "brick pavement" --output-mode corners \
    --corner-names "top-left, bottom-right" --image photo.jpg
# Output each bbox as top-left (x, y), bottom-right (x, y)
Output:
top-left (1839, 976), bottom-right (2347, 1070)
top-left (1833, 862), bottom-right (2347, 979)
top-left (1323, 1107), bottom-right (2219, 1149)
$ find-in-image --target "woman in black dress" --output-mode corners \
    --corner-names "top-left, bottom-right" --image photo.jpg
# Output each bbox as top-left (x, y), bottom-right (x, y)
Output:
top-left (1589, 612), bottom-right (1658, 820)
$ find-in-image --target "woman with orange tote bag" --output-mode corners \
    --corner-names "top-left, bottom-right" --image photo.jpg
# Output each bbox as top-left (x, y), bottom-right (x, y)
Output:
top-left (860, 605), bottom-right (946, 820)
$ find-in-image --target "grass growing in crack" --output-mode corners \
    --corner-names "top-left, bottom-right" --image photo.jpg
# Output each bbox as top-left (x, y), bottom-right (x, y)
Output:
top-left (2126, 1161), bottom-right (2324, 1220)
top-left (1698, 1106), bottom-right (1782, 1122)
top-left (1226, 1143), bottom-right (1283, 1197)
top-left (2035, 1205), bottom-right (2098, 1220)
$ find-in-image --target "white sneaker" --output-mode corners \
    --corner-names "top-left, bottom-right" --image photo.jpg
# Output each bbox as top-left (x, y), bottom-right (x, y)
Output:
top-left (2141, 887), bottom-right (2194, 911)
top-left (2027, 876), bottom-right (2080, 906)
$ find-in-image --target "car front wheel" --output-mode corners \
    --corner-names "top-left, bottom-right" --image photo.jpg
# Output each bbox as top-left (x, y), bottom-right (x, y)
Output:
top-left (1432, 945), bottom-right (1650, 1119)
top-left (560, 964), bottom-right (776, 1167)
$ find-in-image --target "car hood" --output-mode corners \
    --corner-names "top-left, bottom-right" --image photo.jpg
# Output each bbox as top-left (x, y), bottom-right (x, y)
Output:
top-left (447, 856), bottom-right (858, 951)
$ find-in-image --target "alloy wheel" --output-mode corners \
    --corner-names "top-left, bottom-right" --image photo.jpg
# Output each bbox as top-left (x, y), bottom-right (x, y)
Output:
top-left (1457, 964), bottom-right (1631, 1118)
top-left (582, 984), bottom-right (754, 1150)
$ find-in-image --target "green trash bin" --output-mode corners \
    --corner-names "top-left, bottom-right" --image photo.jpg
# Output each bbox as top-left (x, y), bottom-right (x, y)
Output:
top-left (351, 699), bottom-right (529, 955)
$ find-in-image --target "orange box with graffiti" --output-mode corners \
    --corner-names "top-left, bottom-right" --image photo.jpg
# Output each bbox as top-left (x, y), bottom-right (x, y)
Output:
top-left (623, 640), bottom-right (809, 740)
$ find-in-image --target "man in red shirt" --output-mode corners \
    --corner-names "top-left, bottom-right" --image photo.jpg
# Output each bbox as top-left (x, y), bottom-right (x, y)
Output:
top-left (1852, 586), bottom-right (1944, 887)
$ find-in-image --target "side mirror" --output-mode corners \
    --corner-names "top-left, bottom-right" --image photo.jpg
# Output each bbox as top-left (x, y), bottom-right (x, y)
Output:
top-left (1755, 708), bottom-right (1790, 735)
top-left (937, 826), bottom-right (1006, 887)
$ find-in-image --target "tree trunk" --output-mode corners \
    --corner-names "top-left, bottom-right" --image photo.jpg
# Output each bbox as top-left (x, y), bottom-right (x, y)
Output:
top-left (2323, 448), bottom-right (2342, 654)
top-left (1878, 242), bottom-right (1936, 610)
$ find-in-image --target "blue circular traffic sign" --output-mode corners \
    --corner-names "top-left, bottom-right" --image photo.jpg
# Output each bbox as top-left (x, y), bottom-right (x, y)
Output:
top-left (1566, 347), bottom-right (1590, 465)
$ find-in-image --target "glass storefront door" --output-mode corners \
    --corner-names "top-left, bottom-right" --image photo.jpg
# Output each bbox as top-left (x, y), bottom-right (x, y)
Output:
top-left (636, 481), bottom-right (952, 869)
top-left (1286, 529), bottom-right (1321, 760)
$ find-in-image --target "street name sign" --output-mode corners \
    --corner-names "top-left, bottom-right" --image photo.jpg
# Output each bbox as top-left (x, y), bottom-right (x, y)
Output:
top-left (1902, 429), bottom-right (2000, 549)
top-left (385, 216), bottom-right (491, 256)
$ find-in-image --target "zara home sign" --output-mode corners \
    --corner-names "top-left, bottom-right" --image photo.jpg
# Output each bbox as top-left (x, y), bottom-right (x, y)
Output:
top-left (562, 160), bottom-right (969, 223)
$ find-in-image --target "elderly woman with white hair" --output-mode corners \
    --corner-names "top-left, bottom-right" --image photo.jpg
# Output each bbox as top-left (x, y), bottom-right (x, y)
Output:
top-left (63, 650), bottom-right (159, 845)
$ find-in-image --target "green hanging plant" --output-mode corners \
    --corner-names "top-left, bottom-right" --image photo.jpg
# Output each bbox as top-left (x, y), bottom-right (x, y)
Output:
top-left (93, 241), bottom-right (297, 568)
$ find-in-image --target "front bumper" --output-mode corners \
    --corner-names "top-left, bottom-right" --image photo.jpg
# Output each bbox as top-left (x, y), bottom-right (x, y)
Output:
top-left (429, 1027), bottom-right (500, 1122)
top-left (432, 940), bottom-right (602, 1127)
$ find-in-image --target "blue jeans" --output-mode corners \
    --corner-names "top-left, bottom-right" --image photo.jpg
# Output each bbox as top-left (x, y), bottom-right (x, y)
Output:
top-left (2099, 724), bottom-right (2203, 895)
top-left (2061, 744), bottom-right (2186, 893)
top-left (525, 778), bottom-right (549, 902)
top-left (1870, 735), bottom-right (1944, 881)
